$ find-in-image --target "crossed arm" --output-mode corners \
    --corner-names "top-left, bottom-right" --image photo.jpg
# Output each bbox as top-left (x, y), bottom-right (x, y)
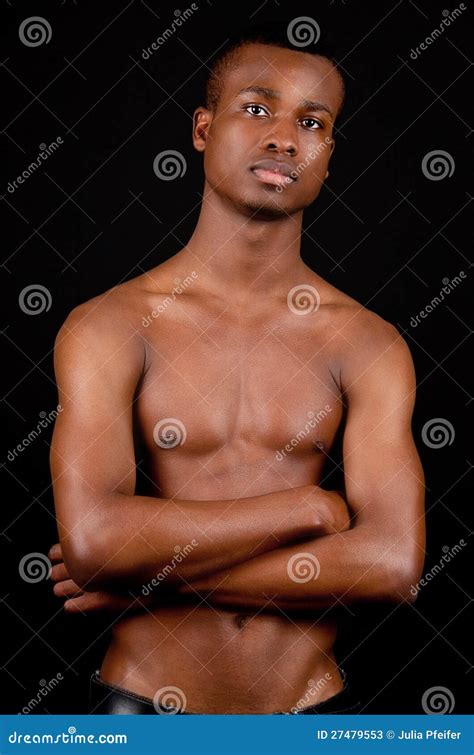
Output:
top-left (49, 301), bottom-right (425, 615)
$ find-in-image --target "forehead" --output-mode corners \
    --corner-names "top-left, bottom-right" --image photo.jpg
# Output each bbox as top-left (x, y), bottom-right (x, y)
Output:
top-left (220, 43), bottom-right (342, 113)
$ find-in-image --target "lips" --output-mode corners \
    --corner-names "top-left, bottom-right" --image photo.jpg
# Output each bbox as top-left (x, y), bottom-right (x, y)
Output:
top-left (250, 159), bottom-right (296, 188)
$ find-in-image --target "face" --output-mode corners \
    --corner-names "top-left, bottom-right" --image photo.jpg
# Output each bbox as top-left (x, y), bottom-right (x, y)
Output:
top-left (193, 44), bottom-right (343, 219)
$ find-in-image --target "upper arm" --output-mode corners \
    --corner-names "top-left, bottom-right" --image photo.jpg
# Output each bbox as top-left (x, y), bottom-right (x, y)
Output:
top-left (50, 298), bottom-right (144, 571)
top-left (340, 313), bottom-right (426, 585)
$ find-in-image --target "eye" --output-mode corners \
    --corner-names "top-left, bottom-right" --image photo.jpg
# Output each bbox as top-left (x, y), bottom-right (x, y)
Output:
top-left (243, 104), bottom-right (269, 117)
top-left (300, 117), bottom-right (323, 130)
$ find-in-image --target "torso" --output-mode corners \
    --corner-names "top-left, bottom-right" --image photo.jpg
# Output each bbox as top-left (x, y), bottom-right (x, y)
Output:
top-left (98, 256), bottom-right (362, 713)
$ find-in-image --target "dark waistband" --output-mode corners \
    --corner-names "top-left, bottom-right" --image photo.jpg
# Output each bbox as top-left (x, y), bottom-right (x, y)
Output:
top-left (89, 669), bottom-right (360, 715)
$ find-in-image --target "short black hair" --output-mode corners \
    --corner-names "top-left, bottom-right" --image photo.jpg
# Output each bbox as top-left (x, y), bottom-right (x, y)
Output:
top-left (205, 25), bottom-right (346, 119)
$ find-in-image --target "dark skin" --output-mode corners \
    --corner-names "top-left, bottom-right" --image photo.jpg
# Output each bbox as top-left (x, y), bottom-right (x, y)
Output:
top-left (49, 43), bottom-right (425, 714)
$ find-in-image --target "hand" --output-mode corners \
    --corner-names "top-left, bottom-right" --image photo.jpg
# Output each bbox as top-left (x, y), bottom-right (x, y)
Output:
top-left (297, 486), bottom-right (351, 536)
top-left (318, 489), bottom-right (352, 534)
top-left (48, 543), bottom-right (154, 615)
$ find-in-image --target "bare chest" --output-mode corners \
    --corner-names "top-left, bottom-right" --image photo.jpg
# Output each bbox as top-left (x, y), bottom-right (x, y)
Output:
top-left (135, 303), bottom-right (343, 463)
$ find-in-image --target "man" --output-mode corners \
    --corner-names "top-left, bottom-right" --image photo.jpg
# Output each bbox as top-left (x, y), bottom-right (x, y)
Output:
top-left (49, 30), bottom-right (426, 715)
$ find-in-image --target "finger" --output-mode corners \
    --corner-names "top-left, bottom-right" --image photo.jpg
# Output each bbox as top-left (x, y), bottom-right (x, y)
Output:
top-left (53, 579), bottom-right (83, 599)
top-left (50, 562), bottom-right (69, 582)
top-left (48, 543), bottom-right (63, 562)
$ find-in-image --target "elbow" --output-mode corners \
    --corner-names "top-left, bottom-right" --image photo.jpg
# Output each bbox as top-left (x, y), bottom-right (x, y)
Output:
top-left (61, 525), bottom-right (114, 592)
top-left (380, 555), bottom-right (425, 604)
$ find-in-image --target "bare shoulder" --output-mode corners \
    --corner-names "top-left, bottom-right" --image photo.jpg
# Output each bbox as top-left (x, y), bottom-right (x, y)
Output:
top-left (337, 305), bottom-right (415, 400)
top-left (53, 277), bottom-right (150, 375)
top-left (311, 278), bottom-right (415, 394)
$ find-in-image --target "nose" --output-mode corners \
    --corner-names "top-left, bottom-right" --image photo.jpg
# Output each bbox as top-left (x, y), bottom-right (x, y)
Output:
top-left (260, 119), bottom-right (298, 157)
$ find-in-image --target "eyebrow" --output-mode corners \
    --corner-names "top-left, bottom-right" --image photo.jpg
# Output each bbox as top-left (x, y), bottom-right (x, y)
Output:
top-left (237, 86), bottom-right (334, 117)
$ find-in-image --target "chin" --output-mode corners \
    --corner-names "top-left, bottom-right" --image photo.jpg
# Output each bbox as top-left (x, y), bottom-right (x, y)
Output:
top-left (239, 194), bottom-right (301, 220)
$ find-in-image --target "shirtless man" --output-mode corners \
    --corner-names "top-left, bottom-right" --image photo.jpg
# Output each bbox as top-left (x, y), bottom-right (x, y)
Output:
top-left (48, 33), bottom-right (426, 714)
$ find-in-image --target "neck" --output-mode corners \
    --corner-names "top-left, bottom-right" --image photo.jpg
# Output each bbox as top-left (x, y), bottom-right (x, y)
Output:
top-left (179, 183), bottom-right (308, 302)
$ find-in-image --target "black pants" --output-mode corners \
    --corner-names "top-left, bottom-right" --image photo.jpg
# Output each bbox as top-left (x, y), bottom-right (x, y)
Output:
top-left (89, 668), bottom-right (361, 715)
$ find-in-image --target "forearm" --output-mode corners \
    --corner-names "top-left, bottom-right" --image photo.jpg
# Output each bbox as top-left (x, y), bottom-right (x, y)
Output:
top-left (178, 517), bottom-right (416, 611)
top-left (64, 484), bottom-right (332, 592)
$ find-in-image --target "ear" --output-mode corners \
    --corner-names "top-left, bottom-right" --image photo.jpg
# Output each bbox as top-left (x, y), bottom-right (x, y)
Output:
top-left (325, 138), bottom-right (336, 179)
top-left (193, 107), bottom-right (213, 152)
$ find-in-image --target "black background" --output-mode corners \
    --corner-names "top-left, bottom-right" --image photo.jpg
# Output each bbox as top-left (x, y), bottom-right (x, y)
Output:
top-left (1, 0), bottom-right (472, 715)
